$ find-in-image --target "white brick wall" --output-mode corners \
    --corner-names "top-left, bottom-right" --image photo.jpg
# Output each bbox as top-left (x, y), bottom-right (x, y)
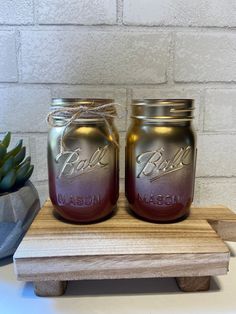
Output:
top-left (0, 32), bottom-right (17, 82)
top-left (1, 1), bottom-right (236, 210)
top-left (0, 0), bottom-right (33, 25)
top-left (124, 0), bottom-right (236, 27)
top-left (0, 86), bottom-right (51, 132)
top-left (37, 0), bottom-right (117, 25)
top-left (175, 33), bottom-right (236, 82)
top-left (196, 178), bottom-right (236, 211)
top-left (204, 89), bottom-right (236, 132)
top-left (197, 134), bottom-right (236, 177)
top-left (21, 31), bottom-right (170, 84)
top-left (30, 134), bottom-right (48, 182)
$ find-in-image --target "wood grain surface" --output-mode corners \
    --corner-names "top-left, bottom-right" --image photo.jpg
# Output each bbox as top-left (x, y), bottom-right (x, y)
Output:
top-left (14, 194), bottom-right (236, 283)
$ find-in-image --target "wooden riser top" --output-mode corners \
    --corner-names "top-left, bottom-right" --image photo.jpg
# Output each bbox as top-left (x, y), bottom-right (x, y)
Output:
top-left (14, 194), bottom-right (236, 281)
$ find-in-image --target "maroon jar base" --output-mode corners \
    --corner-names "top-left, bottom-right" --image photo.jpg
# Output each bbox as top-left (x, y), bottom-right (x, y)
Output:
top-left (51, 203), bottom-right (116, 224)
top-left (128, 203), bottom-right (190, 224)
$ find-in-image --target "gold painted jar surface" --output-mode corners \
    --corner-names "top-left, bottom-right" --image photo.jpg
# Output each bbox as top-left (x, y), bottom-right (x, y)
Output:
top-left (48, 98), bottom-right (119, 223)
top-left (125, 99), bottom-right (196, 222)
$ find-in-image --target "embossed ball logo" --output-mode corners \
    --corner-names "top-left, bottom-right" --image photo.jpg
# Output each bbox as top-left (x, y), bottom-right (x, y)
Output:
top-left (136, 146), bottom-right (192, 182)
top-left (55, 145), bottom-right (110, 179)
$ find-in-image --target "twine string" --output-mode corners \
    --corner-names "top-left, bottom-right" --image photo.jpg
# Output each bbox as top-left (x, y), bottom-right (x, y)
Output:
top-left (47, 103), bottom-right (122, 155)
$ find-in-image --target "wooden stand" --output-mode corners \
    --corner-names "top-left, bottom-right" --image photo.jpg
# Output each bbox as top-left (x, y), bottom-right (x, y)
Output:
top-left (14, 194), bottom-right (236, 297)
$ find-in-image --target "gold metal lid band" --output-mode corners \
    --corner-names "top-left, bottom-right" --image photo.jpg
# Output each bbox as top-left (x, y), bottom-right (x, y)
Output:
top-left (131, 99), bottom-right (194, 121)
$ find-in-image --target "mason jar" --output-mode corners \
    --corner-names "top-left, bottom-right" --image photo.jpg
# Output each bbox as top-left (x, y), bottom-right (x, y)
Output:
top-left (125, 99), bottom-right (196, 222)
top-left (47, 98), bottom-right (119, 223)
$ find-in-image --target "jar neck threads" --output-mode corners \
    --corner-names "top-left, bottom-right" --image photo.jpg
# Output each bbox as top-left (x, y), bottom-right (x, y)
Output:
top-left (131, 99), bottom-right (194, 122)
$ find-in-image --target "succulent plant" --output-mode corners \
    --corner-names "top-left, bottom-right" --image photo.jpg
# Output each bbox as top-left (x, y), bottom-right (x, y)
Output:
top-left (0, 132), bottom-right (34, 194)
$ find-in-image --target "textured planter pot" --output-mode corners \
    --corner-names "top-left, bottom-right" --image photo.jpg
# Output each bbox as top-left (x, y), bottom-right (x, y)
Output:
top-left (0, 181), bottom-right (40, 259)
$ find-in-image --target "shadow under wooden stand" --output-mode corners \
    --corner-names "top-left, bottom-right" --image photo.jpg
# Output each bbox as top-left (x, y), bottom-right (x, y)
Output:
top-left (13, 194), bottom-right (236, 296)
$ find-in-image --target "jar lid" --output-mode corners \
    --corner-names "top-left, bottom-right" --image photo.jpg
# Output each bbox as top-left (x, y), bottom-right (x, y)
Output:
top-left (52, 98), bottom-right (114, 106)
top-left (131, 99), bottom-right (194, 122)
top-left (50, 98), bottom-right (116, 122)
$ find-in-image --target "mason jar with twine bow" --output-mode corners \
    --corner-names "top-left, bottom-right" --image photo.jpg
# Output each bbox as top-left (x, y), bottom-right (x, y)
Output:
top-left (46, 98), bottom-right (121, 223)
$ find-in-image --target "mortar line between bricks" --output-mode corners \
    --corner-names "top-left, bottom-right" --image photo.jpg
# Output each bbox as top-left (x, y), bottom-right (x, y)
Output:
top-left (3, 82), bottom-right (236, 89)
top-left (32, 180), bottom-right (48, 184)
top-left (33, 0), bottom-right (37, 26)
top-left (117, 0), bottom-right (124, 25)
top-left (198, 88), bottom-right (206, 132)
top-left (17, 82), bottom-right (170, 87)
top-left (173, 81), bottom-right (236, 85)
top-left (5, 81), bottom-right (236, 88)
top-left (166, 31), bottom-right (175, 86)
top-left (0, 82), bottom-right (132, 89)
top-left (3, 24), bottom-right (236, 33)
top-left (198, 131), bottom-right (236, 135)
top-left (15, 28), bottom-right (23, 83)
top-left (10, 82), bottom-right (236, 87)
top-left (202, 88), bottom-right (207, 132)
top-left (126, 88), bottom-right (133, 130)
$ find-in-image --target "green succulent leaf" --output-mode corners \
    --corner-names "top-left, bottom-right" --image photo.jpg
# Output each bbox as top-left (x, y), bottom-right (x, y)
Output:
top-left (2, 156), bottom-right (14, 175)
top-left (0, 143), bottom-right (7, 160)
top-left (16, 156), bottom-right (31, 170)
top-left (14, 147), bottom-right (26, 165)
top-left (24, 165), bottom-right (34, 180)
top-left (0, 169), bottom-right (16, 192)
top-left (15, 161), bottom-right (31, 184)
top-left (6, 139), bottom-right (23, 158)
top-left (1, 132), bottom-right (11, 148)
top-left (16, 164), bottom-right (34, 186)
top-left (0, 135), bottom-right (33, 192)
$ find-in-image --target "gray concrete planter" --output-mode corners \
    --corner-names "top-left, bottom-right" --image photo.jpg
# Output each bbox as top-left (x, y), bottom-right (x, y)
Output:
top-left (0, 181), bottom-right (40, 259)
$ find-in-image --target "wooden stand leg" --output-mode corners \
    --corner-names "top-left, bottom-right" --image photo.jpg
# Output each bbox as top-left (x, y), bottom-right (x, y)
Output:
top-left (175, 276), bottom-right (211, 292)
top-left (34, 280), bottom-right (67, 297)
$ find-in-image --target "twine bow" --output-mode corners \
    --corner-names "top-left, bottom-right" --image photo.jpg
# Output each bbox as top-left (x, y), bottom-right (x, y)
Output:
top-left (47, 103), bottom-right (122, 156)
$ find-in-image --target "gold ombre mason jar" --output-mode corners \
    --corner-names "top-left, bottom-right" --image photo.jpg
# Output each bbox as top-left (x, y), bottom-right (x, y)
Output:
top-left (47, 98), bottom-right (119, 223)
top-left (126, 99), bottom-right (196, 222)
